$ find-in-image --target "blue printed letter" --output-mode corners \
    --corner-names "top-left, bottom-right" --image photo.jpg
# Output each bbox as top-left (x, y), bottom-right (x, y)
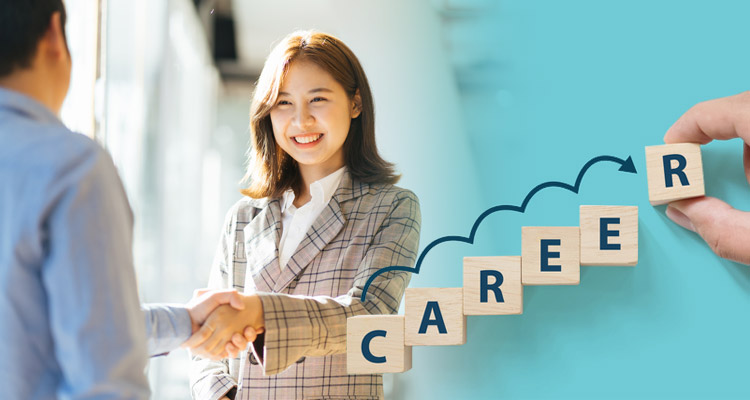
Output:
top-left (663, 154), bottom-right (689, 188)
top-left (418, 301), bottom-right (448, 334)
top-left (541, 239), bottom-right (562, 272)
top-left (480, 270), bottom-right (505, 303)
top-left (600, 217), bottom-right (620, 250)
top-left (362, 330), bottom-right (387, 363)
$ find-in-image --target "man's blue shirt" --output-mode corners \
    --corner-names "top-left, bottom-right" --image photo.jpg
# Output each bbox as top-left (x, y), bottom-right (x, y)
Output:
top-left (0, 87), bottom-right (191, 399)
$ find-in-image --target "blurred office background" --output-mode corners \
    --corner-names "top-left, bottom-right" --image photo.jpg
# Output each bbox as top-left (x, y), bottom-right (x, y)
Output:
top-left (61, 0), bottom-right (489, 398)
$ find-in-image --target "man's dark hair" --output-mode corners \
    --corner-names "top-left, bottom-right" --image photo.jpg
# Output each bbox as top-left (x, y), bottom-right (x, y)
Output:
top-left (0, 0), bottom-right (67, 77)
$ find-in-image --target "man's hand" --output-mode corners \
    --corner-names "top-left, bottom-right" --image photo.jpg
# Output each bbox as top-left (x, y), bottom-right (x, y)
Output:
top-left (185, 289), bottom-right (245, 331)
top-left (184, 294), bottom-right (265, 360)
top-left (664, 91), bottom-right (750, 264)
top-left (183, 289), bottom-right (260, 359)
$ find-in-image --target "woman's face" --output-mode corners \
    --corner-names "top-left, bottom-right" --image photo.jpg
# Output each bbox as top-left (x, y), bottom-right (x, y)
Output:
top-left (270, 60), bottom-right (360, 176)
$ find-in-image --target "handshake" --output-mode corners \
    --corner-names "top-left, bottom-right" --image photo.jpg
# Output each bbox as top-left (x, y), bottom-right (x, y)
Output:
top-left (181, 289), bottom-right (266, 360)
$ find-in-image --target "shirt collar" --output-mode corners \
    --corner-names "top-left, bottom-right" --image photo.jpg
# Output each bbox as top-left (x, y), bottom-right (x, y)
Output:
top-left (0, 87), bottom-right (63, 126)
top-left (281, 166), bottom-right (347, 213)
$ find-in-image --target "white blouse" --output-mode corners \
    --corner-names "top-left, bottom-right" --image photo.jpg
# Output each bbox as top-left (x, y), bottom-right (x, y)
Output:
top-left (278, 166), bottom-right (346, 269)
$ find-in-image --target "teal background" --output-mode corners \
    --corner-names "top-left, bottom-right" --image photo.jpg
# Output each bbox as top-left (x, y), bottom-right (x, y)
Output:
top-left (396, 1), bottom-right (750, 398)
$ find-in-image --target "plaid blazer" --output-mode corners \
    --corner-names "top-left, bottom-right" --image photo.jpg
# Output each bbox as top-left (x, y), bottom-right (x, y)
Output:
top-left (190, 171), bottom-right (421, 400)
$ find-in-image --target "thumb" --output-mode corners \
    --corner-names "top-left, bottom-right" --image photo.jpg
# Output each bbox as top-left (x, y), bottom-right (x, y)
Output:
top-left (228, 291), bottom-right (246, 310)
top-left (207, 289), bottom-right (246, 310)
top-left (667, 196), bottom-right (750, 265)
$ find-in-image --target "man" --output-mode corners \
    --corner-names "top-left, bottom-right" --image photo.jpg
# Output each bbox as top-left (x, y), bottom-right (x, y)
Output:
top-left (0, 1), bottom-right (254, 398)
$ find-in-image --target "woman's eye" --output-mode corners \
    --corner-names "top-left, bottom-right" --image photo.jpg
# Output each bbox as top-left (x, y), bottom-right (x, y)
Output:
top-left (311, 97), bottom-right (326, 103)
top-left (276, 100), bottom-right (291, 106)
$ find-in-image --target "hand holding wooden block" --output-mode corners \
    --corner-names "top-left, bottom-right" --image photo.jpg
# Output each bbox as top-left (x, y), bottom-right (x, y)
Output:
top-left (405, 288), bottom-right (466, 346)
top-left (645, 143), bottom-right (705, 205)
top-left (522, 227), bottom-right (580, 285)
top-left (580, 206), bottom-right (638, 266)
top-left (347, 315), bottom-right (411, 374)
top-left (463, 256), bottom-right (523, 315)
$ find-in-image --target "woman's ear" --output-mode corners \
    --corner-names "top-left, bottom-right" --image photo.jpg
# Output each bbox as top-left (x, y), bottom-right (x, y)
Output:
top-left (351, 89), bottom-right (362, 119)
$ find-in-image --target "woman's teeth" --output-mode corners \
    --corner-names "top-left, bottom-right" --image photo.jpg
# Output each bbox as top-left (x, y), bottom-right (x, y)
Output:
top-left (294, 134), bottom-right (322, 144)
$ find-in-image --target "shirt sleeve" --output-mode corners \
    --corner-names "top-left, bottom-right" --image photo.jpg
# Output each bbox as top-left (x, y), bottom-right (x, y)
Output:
top-left (142, 303), bottom-right (192, 356)
top-left (252, 190), bottom-right (421, 375)
top-left (41, 145), bottom-right (150, 399)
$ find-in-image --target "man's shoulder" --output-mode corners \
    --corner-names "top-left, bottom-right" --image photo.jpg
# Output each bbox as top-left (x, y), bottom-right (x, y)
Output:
top-left (0, 119), bottom-right (122, 215)
top-left (0, 118), bottom-right (104, 176)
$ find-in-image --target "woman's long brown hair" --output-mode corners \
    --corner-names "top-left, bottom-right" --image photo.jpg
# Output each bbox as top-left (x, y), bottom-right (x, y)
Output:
top-left (241, 30), bottom-right (399, 199)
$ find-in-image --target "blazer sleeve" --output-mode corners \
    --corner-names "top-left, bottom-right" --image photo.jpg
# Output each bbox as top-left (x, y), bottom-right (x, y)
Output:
top-left (252, 189), bottom-right (421, 375)
top-left (189, 205), bottom-right (240, 400)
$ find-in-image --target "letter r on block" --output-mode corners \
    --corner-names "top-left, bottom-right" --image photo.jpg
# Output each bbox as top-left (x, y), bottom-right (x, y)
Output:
top-left (480, 270), bottom-right (504, 303)
top-left (646, 143), bottom-right (704, 205)
top-left (464, 257), bottom-right (523, 315)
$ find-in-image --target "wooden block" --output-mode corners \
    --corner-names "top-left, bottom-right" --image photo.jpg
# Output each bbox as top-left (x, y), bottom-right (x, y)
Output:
top-left (463, 256), bottom-right (523, 315)
top-left (645, 143), bottom-right (705, 205)
top-left (580, 206), bottom-right (638, 266)
top-left (404, 288), bottom-right (466, 346)
top-left (521, 227), bottom-right (580, 285)
top-left (347, 315), bottom-right (411, 374)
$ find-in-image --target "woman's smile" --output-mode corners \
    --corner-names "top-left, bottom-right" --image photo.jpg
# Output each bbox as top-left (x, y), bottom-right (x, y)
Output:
top-left (292, 133), bottom-right (325, 146)
top-left (270, 60), bottom-right (358, 177)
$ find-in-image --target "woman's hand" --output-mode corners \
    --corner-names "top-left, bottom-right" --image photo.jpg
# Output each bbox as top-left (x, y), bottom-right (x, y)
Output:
top-left (184, 294), bottom-right (265, 360)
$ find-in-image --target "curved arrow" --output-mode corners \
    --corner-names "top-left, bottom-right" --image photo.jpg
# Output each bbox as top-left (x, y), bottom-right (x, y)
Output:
top-left (360, 154), bottom-right (637, 302)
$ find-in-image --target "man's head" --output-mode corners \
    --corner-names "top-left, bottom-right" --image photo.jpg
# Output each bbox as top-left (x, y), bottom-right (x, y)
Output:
top-left (0, 0), bottom-right (71, 114)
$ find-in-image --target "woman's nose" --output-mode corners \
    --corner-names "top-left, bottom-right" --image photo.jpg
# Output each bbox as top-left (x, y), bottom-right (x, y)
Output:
top-left (294, 105), bottom-right (314, 129)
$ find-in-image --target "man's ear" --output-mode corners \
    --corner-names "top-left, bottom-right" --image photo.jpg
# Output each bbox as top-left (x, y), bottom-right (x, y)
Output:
top-left (42, 12), bottom-right (68, 62)
top-left (351, 89), bottom-right (362, 119)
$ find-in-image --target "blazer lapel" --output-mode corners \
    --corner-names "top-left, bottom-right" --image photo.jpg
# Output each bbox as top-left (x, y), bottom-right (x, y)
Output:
top-left (243, 197), bottom-right (283, 293)
top-left (272, 172), bottom-right (366, 292)
top-left (272, 197), bottom-right (345, 292)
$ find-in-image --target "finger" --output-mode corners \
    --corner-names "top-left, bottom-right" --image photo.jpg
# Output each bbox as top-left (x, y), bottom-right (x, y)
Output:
top-left (206, 336), bottom-right (232, 359)
top-left (197, 326), bottom-right (233, 358)
top-left (744, 143), bottom-right (750, 186)
top-left (667, 196), bottom-right (750, 264)
top-left (232, 332), bottom-right (249, 348)
top-left (225, 342), bottom-right (240, 358)
top-left (193, 288), bottom-right (211, 298)
top-left (228, 291), bottom-right (246, 310)
top-left (202, 330), bottom-right (229, 358)
top-left (182, 324), bottom-right (215, 349)
top-left (243, 326), bottom-right (258, 342)
top-left (664, 91), bottom-right (750, 145)
top-left (208, 290), bottom-right (245, 310)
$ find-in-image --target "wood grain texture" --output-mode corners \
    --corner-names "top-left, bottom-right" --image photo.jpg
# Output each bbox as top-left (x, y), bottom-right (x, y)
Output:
top-left (347, 315), bottom-right (411, 374)
top-left (645, 143), bottom-right (705, 205)
top-left (580, 205), bottom-right (638, 266)
top-left (521, 227), bottom-right (580, 285)
top-left (404, 288), bottom-right (466, 346)
top-left (463, 256), bottom-right (523, 315)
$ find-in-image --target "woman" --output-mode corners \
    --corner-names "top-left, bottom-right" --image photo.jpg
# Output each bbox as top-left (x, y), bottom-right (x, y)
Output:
top-left (189, 30), bottom-right (421, 399)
